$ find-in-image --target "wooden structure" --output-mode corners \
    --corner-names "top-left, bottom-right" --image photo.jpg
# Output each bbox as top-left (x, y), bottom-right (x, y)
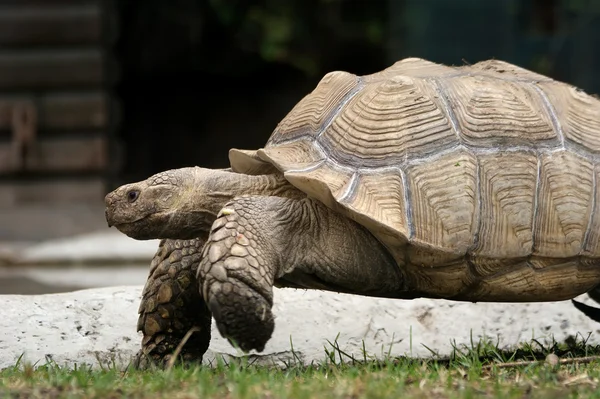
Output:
top-left (0, 0), bottom-right (117, 206)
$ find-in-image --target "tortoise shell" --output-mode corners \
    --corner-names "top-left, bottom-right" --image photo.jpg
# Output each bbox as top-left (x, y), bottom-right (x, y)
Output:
top-left (229, 58), bottom-right (600, 302)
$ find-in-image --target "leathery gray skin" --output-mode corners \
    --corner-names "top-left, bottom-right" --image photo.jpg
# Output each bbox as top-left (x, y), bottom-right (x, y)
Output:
top-left (105, 167), bottom-right (404, 365)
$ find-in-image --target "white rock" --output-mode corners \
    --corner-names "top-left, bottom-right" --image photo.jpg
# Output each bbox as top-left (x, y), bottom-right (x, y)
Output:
top-left (2, 286), bottom-right (600, 370)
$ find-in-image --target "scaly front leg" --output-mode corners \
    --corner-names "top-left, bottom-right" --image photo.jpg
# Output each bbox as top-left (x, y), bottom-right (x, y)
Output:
top-left (198, 196), bottom-right (403, 352)
top-left (198, 197), bottom-right (279, 352)
top-left (135, 238), bottom-right (212, 368)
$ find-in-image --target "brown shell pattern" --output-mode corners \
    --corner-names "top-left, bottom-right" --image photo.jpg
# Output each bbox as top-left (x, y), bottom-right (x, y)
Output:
top-left (231, 58), bottom-right (600, 301)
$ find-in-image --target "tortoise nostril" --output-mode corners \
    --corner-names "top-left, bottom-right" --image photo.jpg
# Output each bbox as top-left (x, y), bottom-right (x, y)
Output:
top-left (104, 193), bottom-right (114, 206)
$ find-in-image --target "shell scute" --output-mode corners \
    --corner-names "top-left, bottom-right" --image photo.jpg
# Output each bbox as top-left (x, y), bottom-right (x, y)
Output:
top-left (283, 162), bottom-right (353, 210)
top-left (341, 171), bottom-right (410, 249)
top-left (534, 150), bottom-right (594, 258)
top-left (473, 151), bottom-right (537, 258)
top-left (258, 139), bottom-right (324, 172)
top-left (537, 81), bottom-right (600, 154)
top-left (405, 150), bottom-right (478, 257)
top-left (319, 74), bottom-right (457, 167)
top-left (439, 75), bottom-right (559, 148)
top-left (463, 257), bottom-right (600, 302)
top-left (268, 71), bottom-right (361, 145)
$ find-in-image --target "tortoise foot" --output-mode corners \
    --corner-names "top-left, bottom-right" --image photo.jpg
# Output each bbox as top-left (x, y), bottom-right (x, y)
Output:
top-left (206, 279), bottom-right (274, 352)
top-left (132, 347), bottom-right (204, 370)
top-left (132, 326), bottom-right (210, 370)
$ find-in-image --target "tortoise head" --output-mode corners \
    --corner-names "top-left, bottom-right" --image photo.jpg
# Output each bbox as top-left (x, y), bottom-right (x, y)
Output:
top-left (105, 167), bottom-right (223, 240)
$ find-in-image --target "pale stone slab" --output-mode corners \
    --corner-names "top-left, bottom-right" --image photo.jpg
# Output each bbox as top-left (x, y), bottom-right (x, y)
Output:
top-left (1, 286), bottom-right (600, 370)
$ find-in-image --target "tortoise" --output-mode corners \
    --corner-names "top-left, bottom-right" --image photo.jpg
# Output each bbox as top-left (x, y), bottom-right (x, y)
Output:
top-left (104, 57), bottom-right (600, 366)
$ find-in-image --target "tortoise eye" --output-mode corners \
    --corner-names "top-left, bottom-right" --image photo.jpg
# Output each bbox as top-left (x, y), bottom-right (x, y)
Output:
top-left (127, 190), bottom-right (139, 203)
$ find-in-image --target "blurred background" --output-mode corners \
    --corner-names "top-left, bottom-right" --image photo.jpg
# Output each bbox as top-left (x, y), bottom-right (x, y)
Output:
top-left (0, 0), bottom-right (599, 294)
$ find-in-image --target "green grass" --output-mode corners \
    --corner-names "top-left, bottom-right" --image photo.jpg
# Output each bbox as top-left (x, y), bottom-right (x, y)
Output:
top-left (2, 335), bottom-right (600, 399)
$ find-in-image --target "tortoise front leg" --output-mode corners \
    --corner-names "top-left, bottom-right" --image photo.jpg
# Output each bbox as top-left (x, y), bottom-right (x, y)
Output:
top-left (134, 238), bottom-right (212, 368)
top-left (198, 196), bottom-right (404, 352)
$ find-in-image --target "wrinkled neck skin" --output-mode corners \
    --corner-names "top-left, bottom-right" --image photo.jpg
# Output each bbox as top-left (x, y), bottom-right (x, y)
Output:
top-left (135, 167), bottom-right (301, 240)
top-left (200, 168), bottom-right (299, 213)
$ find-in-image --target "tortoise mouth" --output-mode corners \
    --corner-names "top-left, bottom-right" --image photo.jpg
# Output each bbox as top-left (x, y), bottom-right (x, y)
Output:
top-left (111, 209), bottom-right (218, 240)
top-left (108, 213), bottom-right (160, 240)
top-left (105, 208), bottom-right (152, 228)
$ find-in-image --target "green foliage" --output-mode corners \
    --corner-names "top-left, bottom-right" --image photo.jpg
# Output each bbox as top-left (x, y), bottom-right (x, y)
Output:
top-left (208, 0), bottom-right (386, 75)
top-left (2, 335), bottom-right (600, 398)
top-left (563, 0), bottom-right (600, 15)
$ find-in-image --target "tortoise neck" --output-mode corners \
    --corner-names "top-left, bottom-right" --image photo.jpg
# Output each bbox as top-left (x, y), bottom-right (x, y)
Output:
top-left (197, 168), bottom-right (301, 215)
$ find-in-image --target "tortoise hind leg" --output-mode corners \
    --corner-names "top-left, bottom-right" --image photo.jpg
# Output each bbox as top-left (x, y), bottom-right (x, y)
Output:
top-left (587, 286), bottom-right (600, 305)
top-left (572, 285), bottom-right (600, 323)
top-left (134, 238), bottom-right (212, 369)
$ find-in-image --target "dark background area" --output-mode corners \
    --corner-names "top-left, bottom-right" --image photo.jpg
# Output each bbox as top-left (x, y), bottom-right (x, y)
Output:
top-left (0, 0), bottom-right (599, 203)
top-left (112, 0), bottom-right (600, 185)
top-left (113, 0), bottom-right (389, 183)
